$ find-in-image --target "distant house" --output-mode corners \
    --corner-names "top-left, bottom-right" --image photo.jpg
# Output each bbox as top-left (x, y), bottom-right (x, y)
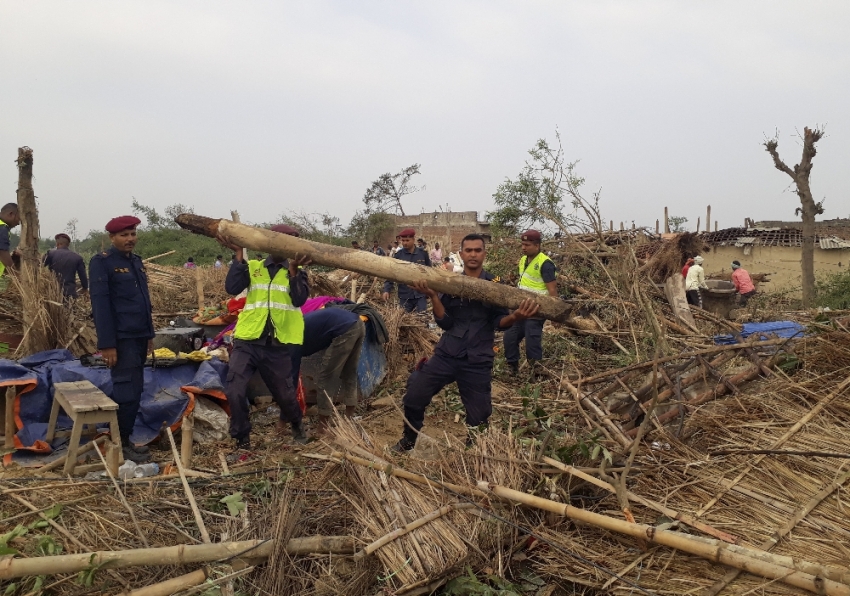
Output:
top-left (701, 219), bottom-right (850, 293)
top-left (386, 211), bottom-right (491, 253)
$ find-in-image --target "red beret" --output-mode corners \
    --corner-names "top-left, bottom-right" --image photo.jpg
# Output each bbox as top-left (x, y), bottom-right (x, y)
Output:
top-left (105, 216), bottom-right (141, 234)
top-left (54, 233), bottom-right (71, 242)
top-left (399, 228), bottom-right (415, 237)
top-left (270, 224), bottom-right (300, 237)
top-left (520, 229), bottom-right (542, 242)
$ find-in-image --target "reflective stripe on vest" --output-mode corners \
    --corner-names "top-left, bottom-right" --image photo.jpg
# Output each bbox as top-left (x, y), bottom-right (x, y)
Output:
top-left (233, 260), bottom-right (304, 344)
top-left (0, 221), bottom-right (6, 277)
top-left (518, 252), bottom-right (552, 295)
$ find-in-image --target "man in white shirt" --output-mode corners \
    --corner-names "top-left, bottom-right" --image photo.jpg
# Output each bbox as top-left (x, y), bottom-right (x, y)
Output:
top-left (685, 255), bottom-right (708, 308)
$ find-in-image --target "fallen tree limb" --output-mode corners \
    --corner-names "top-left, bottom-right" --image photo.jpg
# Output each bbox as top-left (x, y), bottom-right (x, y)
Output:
top-left (0, 537), bottom-right (355, 580)
top-left (477, 481), bottom-right (850, 595)
top-left (175, 214), bottom-right (573, 323)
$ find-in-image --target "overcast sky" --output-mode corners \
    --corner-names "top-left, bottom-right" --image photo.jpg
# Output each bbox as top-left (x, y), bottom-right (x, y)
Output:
top-left (1, 1), bottom-right (847, 238)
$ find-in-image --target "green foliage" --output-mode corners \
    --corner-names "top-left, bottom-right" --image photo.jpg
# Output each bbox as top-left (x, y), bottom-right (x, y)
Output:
top-left (35, 535), bottom-right (62, 557)
top-left (442, 567), bottom-right (522, 595)
top-left (487, 130), bottom-right (603, 238)
top-left (131, 198), bottom-right (194, 230)
top-left (668, 215), bottom-right (688, 233)
top-left (554, 433), bottom-right (611, 465)
top-left (0, 524), bottom-right (28, 555)
top-left (77, 554), bottom-right (108, 587)
top-left (815, 269), bottom-right (850, 310)
top-left (347, 210), bottom-right (394, 244)
top-left (219, 492), bottom-right (247, 516)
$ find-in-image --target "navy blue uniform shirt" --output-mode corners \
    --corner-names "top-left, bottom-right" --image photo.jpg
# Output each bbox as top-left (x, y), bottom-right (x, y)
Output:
top-left (301, 308), bottom-right (360, 356)
top-left (433, 270), bottom-right (509, 365)
top-left (89, 247), bottom-right (155, 350)
top-left (225, 257), bottom-right (309, 346)
top-left (0, 222), bottom-right (10, 252)
top-left (383, 246), bottom-right (432, 299)
top-left (44, 247), bottom-right (88, 297)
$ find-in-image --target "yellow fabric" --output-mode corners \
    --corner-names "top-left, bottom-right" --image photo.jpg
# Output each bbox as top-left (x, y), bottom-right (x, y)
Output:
top-left (181, 350), bottom-right (212, 362)
top-left (518, 252), bottom-right (552, 295)
top-left (153, 347), bottom-right (178, 359)
top-left (233, 260), bottom-right (304, 344)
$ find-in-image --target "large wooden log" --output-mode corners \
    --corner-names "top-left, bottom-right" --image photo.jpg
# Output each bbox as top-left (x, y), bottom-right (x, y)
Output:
top-left (0, 536), bottom-right (355, 580)
top-left (174, 214), bottom-right (573, 323)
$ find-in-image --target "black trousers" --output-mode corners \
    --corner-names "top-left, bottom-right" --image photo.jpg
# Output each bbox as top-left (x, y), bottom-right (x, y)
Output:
top-left (111, 337), bottom-right (148, 443)
top-left (686, 289), bottom-right (703, 308)
top-left (225, 340), bottom-right (302, 441)
top-left (402, 353), bottom-right (492, 439)
top-left (503, 317), bottom-right (544, 364)
top-left (400, 296), bottom-right (427, 313)
top-left (739, 290), bottom-right (756, 306)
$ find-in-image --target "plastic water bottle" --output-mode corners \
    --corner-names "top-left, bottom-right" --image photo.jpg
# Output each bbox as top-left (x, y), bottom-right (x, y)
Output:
top-left (133, 463), bottom-right (160, 478)
top-left (118, 460), bottom-right (137, 480)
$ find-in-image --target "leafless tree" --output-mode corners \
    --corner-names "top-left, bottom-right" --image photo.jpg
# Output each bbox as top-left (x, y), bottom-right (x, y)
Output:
top-left (362, 164), bottom-right (423, 217)
top-left (764, 127), bottom-right (825, 307)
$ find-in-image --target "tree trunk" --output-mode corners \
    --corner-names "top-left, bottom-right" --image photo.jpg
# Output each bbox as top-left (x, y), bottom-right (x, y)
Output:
top-left (16, 147), bottom-right (41, 335)
top-left (174, 214), bottom-right (574, 323)
top-left (798, 178), bottom-right (816, 307)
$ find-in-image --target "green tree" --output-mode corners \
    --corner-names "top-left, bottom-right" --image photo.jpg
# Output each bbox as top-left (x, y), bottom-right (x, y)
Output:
top-left (131, 198), bottom-right (194, 230)
top-left (347, 210), bottom-right (394, 244)
top-left (486, 131), bottom-right (603, 240)
top-left (668, 216), bottom-right (688, 233)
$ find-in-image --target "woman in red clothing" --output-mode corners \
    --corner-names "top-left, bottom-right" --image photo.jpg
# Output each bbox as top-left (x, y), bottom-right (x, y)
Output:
top-left (682, 257), bottom-right (695, 278)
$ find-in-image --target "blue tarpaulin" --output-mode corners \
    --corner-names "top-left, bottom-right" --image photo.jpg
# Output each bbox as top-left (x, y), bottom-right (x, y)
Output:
top-left (2, 351), bottom-right (228, 466)
top-left (714, 321), bottom-right (806, 345)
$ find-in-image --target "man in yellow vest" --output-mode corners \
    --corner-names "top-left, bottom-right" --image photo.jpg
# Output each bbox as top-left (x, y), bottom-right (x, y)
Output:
top-left (0, 203), bottom-right (22, 286)
top-left (221, 224), bottom-right (311, 453)
top-left (504, 229), bottom-right (558, 375)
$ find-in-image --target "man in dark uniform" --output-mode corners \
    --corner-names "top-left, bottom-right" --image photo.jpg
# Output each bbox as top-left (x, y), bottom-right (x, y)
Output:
top-left (0, 203), bottom-right (21, 289)
top-left (391, 234), bottom-right (539, 452)
top-left (504, 229), bottom-right (558, 375)
top-left (219, 224), bottom-right (311, 452)
top-left (44, 233), bottom-right (88, 299)
top-left (382, 228), bottom-right (432, 312)
top-left (89, 216), bottom-right (154, 463)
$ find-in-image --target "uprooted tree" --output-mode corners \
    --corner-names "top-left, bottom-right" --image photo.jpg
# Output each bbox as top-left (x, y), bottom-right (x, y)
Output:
top-left (764, 127), bottom-right (825, 308)
top-left (361, 163), bottom-right (423, 217)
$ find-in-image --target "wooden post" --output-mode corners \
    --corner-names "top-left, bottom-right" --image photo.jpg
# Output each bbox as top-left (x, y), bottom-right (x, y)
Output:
top-left (696, 217), bottom-right (701, 233)
top-left (706, 205), bottom-right (711, 231)
top-left (715, 221), bottom-right (718, 232)
top-left (664, 207), bottom-right (669, 233)
top-left (4, 386), bottom-right (15, 449)
top-left (180, 413), bottom-right (194, 469)
top-left (350, 279), bottom-right (357, 301)
top-left (195, 267), bottom-right (204, 313)
top-left (609, 220), bottom-right (613, 231)
top-left (16, 148), bottom-right (40, 342)
top-left (619, 222), bottom-right (624, 231)
top-left (655, 220), bottom-right (659, 234)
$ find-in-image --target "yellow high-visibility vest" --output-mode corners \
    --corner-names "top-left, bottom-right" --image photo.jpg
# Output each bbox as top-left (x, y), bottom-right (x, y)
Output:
top-left (518, 252), bottom-right (552, 295)
top-left (233, 260), bottom-right (304, 344)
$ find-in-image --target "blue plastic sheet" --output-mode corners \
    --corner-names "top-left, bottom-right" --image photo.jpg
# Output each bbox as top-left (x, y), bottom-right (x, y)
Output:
top-left (714, 321), bottom-right (806, 345)
top-left (2, 351), bottom-right (227, 466)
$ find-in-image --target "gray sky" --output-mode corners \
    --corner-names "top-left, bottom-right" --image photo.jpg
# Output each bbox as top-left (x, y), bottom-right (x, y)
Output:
top-left (2, 1), bottom-right (847, 238)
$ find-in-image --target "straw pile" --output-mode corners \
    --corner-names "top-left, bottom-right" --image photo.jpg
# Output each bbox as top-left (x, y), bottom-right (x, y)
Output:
top-left (374, 301), bottom-right (439, 379)
top-left (0, 265), bottom-right (97, 357)
top-left (640, 231), bottom-right (707, 283)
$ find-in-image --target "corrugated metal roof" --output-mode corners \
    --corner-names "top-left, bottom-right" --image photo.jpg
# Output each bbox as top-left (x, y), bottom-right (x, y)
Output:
top-left (819, 236), bottom-right (850, 250)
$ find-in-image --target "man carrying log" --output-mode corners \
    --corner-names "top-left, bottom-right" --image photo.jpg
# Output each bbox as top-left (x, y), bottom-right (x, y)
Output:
top-left (504, 229), bottom-right (558, 376)
top-left (382, 227), bottom-right (431, 312)
top-left (89, 216), bottom-right (154, 463)
top-left (44, 233), bottom-right (88, 299)
top-left (218, 224), bottom-right (311, 453)
top-left (391, 233), bottom-right (539, 452)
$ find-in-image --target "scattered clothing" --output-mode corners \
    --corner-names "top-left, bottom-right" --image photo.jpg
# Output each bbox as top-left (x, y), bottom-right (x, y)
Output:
top-left (44, 247), bottom-right (88, 298)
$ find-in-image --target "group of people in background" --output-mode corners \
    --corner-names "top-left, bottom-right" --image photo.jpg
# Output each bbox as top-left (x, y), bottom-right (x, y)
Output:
top-left (683, 255), bottom-right (756, 307)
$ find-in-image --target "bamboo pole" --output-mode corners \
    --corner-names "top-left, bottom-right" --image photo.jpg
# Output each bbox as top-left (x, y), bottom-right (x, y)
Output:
top-left (94, 446), bottom-right (150, 547)
top-left (166, 427), bottom-right (210, 543)
top-left (541, 456), bottom-right (738, 543)
top-left (142, 250), bottom-right (175, 263)
top-left (181, 413), bottom-right (194, 469)
top-left (476, 482), bottom-right (850, 595)
top-left (0, 537), bottom-right (355, 580)
top-left (174, 214), bottom-right (573, 323)
top-left (705, 467), bottom-right (850, 595)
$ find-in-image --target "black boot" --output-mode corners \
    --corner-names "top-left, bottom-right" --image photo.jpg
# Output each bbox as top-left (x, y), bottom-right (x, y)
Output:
top-left (122, 442), bottom-right (151, 463)
top-left (507, 362), bottom-right (519, 376)
top-left (291, 421), bottom-right (309, 445)
top-left (390, 428), bottom-right (417, 453)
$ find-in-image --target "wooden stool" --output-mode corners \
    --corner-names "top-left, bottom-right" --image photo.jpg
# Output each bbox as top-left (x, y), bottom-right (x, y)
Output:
top-left (45, 381), bottom-right (122, 476)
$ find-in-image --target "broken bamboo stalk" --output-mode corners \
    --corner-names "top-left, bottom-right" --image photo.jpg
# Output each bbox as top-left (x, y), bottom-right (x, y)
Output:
top-left (0, 537), bottom-right (355, 580)
top-left (705, 467), bottom-right (850, 595)
top-left (142, 250), bottom-right (175, 263)
top-left (476, 482), bottom-right (850, 595)
top-left (541, 456), bottom-right (738, 543)
top-left (166, 427), bottom-right (210, 543)
top-left (174, 214), bottom-right (573, 323)
top-left (562, 380), bottom-right (631, 449)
